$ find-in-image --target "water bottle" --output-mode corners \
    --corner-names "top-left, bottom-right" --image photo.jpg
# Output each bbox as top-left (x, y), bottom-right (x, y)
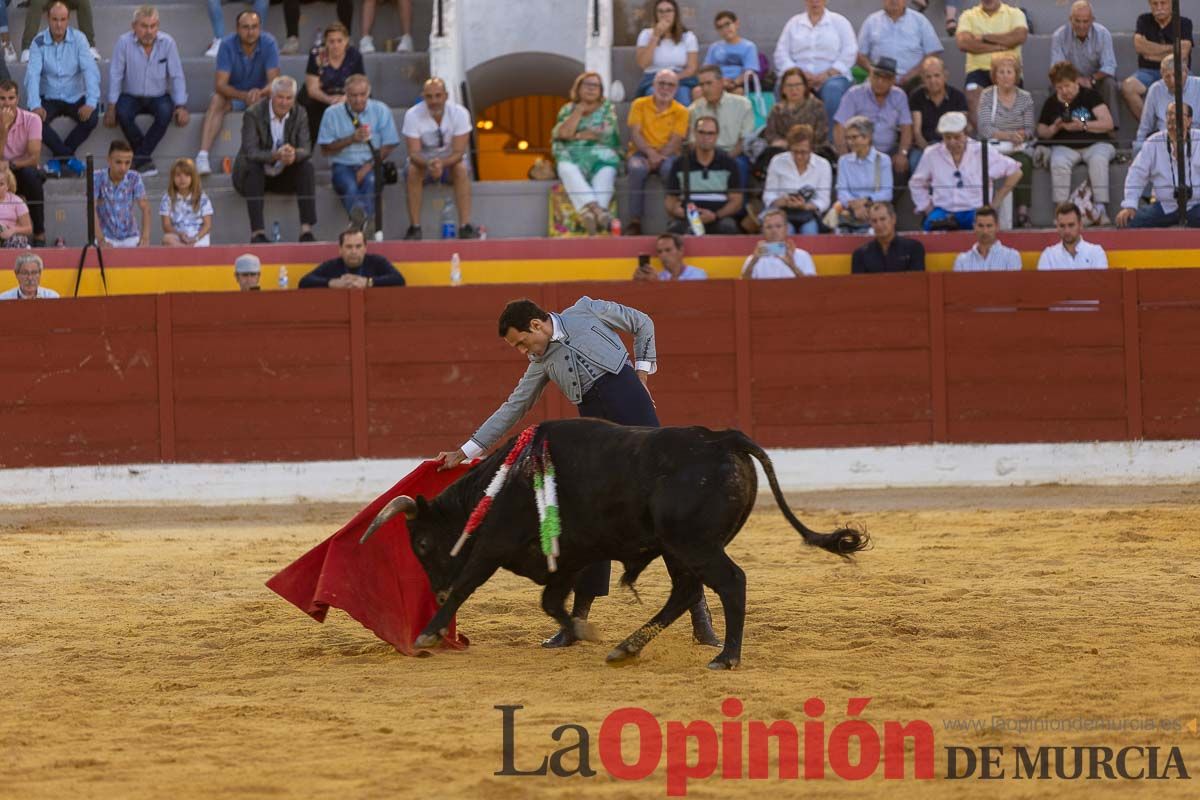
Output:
top-left (278, 265), bottom-right (289, 290)
top-left (441, 199), bottom-right (457, 239)
top-left (610, 217), bottom-right (622, 237)
top-left (272, 221), bottom-right (281, 243)
top-left (478, 225), bottom-right (488, 241)
top-left (449, 252), bottom-right (462, 286)
top-left (686, 203), bottom-right (705, 237)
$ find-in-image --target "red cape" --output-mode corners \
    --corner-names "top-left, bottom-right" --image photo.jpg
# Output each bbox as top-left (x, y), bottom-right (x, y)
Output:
top-left (266, 460), bottom-right (472, 655)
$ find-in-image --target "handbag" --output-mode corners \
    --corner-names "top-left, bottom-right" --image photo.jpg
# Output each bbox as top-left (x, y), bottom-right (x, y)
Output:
top-left (742, 70), bottom-right (775, 163)
top-left (345, 103), bottom-right (399, 185)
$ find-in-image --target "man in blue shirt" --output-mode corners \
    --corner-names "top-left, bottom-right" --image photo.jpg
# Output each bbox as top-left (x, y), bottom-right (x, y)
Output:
top-left (857, 0), bottom-right (944, 91)
top-left (24, 0), bottom-right (99, 178)
top-left (317, 74), bottom-right (400, 231)
top-left (102, 6), bottom-right (188, 177)
top-left (196, 10), bottom-right (280, 176)
top-left (1118, 102), bottom-right (1200, 228)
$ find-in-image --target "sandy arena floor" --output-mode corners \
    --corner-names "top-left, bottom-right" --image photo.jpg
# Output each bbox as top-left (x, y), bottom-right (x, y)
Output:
top-left (3, 486), bottom-right (1200, 799)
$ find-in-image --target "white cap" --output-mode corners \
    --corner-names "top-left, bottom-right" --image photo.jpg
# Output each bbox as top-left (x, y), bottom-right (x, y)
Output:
top-left (937, 111), bottom-right (969, 134)
top-left (234, 254), bottom-right (262, 274)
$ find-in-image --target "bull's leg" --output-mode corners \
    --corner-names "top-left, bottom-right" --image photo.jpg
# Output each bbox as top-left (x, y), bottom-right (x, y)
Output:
top-left (690, 594), bottom-right (722, 647)
top-left (539, 575), bottom-right (600, 648)
top-left (692, 553), bottom-right (747, 670)
top-left (413, 560), bottom-right (500, 650)
top-left (606, 557), bottom-right (701, 665)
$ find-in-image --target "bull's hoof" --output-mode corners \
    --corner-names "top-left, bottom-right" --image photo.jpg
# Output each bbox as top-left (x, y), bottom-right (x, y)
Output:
top-left (605, 645), bottom-right (640, 665)
top-left (541, 628), bottom-right (579, 648)
top-left (413, 631), bottom-right (443, 650)
top-left (706, 654), bottom-right (740, 670)
top-left (693, 628), bottom-right (723, 648)
top-left (572, 618), bottom-right (601, 643)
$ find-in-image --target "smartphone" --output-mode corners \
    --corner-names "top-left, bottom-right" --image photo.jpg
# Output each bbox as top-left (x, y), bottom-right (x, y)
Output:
top-left (637, 253), bottom-right (651, 269)
top-left (764, 241), bottom-right (787, 258)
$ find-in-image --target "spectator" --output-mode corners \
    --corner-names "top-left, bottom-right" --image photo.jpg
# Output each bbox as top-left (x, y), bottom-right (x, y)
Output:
top-left (908, 55), bottom-right (969, 172)
top-left (1037, 60), bottom-right (1116, 225)
top-left (299, 23), bottom-right (364, 146)
top-left (283, 0), bottom-right (353, 55)
top-left (0, 164), bottom-right (32, 247)
top-left (0, 80), bottom-right (46, 246)
top-left (551, 71), bottom-right (621, 236)
top-left (688, 64), bottom-right (754, 186)
top-left (401, 77), bottom-right (476, 240)
top-left (761, 67), bottom-right (830, 157)
top-left (24, 0), bottom-right (98, 178)
top-left (910, 111), bottom-right (1022, 231)
top-left (103, 5), bottom-right (188, 177)
top-left (1118, 102), bottom-right (1200, 228)
top-left (20, 0), bottom-right (97, 62)
top-left (1, 253), bottom-right (58, 299)
top-left (626, 69), bottom-right (688, 236)
top-left (1038, 201), bottom-right (1108, 269)
top-left (977, 55), bottom-right (1035, 227)
top-left (93, 140), bottom-right (148, 248)
top-left (633, 232), bottom-right (708, 280)
top-left (851, 201), bottom-right (924, 273)
top-left (955, 0), bottom-right (1028, 119)
top-left (1050, 1), bottom-right (1120, 120)
top-left (234, 76), bottom-right (316, 243)
top-left (762, 123), bottom-right (832, 235)
top-left (635, 0), bottom-right (699, 104)
top-left (0, 2), bottom-right (15, 65)
top-left (197, 10), bottom-right (280, 176)
top-left (233, 253), bottom-right (261, 291)
top-left (664, 115), bottom-right (744, 235)
top-left (953, 206), bottom-right (1022, 271)
top-left (159, 158), bottom-right (212, 247)
top-left (299, 228), bottom-right (406, 289)
top-left (318, 73), bottom-right (400, 231)
top-left (1135, 56), bottom-right (1200, 151)
top-left (774, 0), bottom-right (857, 127)
top-left (741, 208), bottom-right (817, 278)
top-left (205, 0), bottom-right (267, 58)
top-left (833, 56), bottom-right (913, 175)
top-left (703, 10), bottom-right (758, 93)
top-left (1122, 0), bottom-right (1193, 122)
top-left (856, 0), bottom-right (943, 91)
top-left (360, 0), bottom-right (412, 54)
top-left (832, 115), bottom-right (893, 233)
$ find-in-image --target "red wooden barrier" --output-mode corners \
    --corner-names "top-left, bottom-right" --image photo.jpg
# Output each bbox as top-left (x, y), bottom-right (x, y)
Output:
top-left (2, 270), bottom-right (1198, 469)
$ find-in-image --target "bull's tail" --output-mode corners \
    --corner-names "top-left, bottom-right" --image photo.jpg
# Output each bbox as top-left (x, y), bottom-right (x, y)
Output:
top-left (730, 432), bottom-right (870, 558)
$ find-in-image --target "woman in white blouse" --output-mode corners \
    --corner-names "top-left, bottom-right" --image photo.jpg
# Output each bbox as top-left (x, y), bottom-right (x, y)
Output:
top-left (635, 0), bottom-right (699, 104)
top-left (762, 124), bottom-right (833, 235)
top-left (772, 0), bottom-right (857, 127)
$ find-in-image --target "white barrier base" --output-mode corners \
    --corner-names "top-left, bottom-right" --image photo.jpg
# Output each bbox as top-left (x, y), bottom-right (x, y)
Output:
top-left (3, 440), bottom-right (1197, 507)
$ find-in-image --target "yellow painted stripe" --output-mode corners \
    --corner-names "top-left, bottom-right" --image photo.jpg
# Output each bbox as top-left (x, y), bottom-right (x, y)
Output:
top-left (10, 247), bottom-right (1200, 297)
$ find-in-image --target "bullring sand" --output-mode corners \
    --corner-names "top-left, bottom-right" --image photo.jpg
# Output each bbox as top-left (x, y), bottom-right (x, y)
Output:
top-left (3, 486), bottom-right (1199, 798)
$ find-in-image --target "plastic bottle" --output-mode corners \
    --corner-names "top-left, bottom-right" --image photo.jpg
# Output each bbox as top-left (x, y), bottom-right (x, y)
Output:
top-left (686, 203), bottom-right (705, 237)
top-left (441, 199), bottom-right (457, 239)
top-left (611, 217), bottom-right (622, 237)
top-left (479, 225), bottom-right (488, 241)
top-left (278, 265), bottom-right (289, 290)
top-left (272, 221), bottom-right (282, 243)
top-left (449, 252), bottom-right (462, 286)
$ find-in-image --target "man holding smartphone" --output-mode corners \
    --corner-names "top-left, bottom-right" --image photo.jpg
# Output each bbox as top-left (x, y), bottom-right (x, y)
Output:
top-left (740, 208), bottom-right (817, 278)
top-left (633, 233), bottom-right (708, 281)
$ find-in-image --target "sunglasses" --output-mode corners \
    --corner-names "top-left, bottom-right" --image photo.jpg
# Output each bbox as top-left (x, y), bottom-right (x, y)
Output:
top-left (954, 170), bottom-right (963, 189)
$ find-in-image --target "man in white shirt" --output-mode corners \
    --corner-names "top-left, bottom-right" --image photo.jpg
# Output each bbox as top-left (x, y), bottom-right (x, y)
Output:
top-left (1118, 102), bottom-right (1200, 228)
top-left (1038, 202), bottom-right (1109, 269)
top-left (633, 232), bottom-right (708, 281)
top-left (0, 253), bottom-right (60, 299)
top-left (774, 0), bottom-right (857, 125)
top-left (402, 77), bottom-right (476, 240)
top-left (740, 209), bottom-right (817, 279)
top-left (953, 206), bottom-right (1023, 271)
top-left (909, 111), bottom-right (1022, 231)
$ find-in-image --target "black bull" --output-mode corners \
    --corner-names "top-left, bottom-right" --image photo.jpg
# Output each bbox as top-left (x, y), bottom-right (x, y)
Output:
top-left (362, 419), bottom-right (869, 669)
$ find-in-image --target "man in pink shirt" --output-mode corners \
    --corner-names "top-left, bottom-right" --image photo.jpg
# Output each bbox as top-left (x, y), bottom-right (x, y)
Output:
top-left (0, 79), bottom-right (46, 246)
top-left (909, 110), bottom-right (1022, 231)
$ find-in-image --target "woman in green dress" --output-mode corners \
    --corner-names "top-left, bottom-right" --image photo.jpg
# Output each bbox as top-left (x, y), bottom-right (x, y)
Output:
top-left (552, 72), bottom-right (621, 235)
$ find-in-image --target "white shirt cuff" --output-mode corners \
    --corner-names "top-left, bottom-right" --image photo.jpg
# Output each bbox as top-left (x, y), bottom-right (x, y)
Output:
top-left (460, 439), bottom-right (485, 460)
top-left (634, 360), bottom-right (656, 375)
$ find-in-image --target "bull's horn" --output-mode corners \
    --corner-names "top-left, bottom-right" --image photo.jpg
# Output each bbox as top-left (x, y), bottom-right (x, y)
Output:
top-left (359, 495), bottom-right (418, 544)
